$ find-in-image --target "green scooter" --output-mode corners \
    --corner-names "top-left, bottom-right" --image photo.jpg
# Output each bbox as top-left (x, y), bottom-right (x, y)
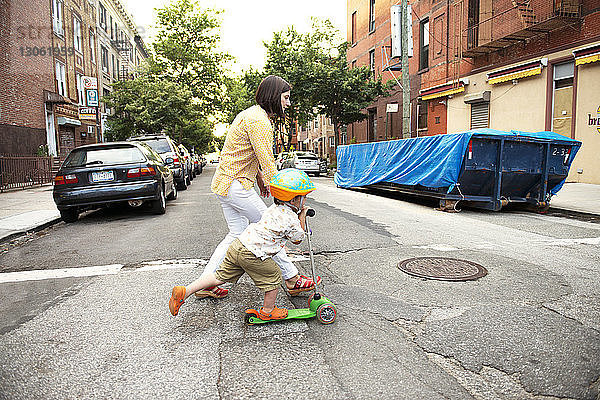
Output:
top-left (245, 208), bottom-right (337, 325)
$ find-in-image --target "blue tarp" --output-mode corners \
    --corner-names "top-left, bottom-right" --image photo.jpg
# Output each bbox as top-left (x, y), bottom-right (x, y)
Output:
top-left (334, 129), bottom-right (581, 194)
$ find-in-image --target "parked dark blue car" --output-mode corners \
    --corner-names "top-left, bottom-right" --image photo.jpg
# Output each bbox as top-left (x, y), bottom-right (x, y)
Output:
top-left (53, 141), bottom-right (176, 222)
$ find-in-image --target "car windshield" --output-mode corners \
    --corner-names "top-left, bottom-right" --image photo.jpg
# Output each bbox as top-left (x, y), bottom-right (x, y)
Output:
top-left (64, 146), bottom-right (146, 167)
top-left (137, 138), bottom-right (171, 154)
top-left (296, 152), bottom-right (318, 160)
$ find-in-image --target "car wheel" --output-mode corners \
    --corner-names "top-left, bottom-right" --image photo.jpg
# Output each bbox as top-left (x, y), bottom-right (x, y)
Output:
top-left (177, 176), bottom-right (187, 190)
top-left (314, 172), bottom-right (320, 177)
top-left (167, 181), bottom-right (177, 200)
top-left (185, 170), bottom-right (191, 185)
top-left (198, 164), bottom-right (203, 174)
top-left (60, 208), bottom-right (78, 223)
top-left (151, 184), bottom-right (167, 214)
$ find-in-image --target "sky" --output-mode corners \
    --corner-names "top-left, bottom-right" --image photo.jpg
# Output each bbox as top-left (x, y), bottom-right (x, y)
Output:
top-left (121, 0), bottom-right (347, 74)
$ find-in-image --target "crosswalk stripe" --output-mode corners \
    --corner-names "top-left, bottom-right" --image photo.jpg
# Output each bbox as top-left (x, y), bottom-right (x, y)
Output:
top-left (0, 264), bottom-right (123, 283)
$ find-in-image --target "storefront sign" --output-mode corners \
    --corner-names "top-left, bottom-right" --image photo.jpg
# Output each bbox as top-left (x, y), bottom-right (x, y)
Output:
top-left (79, 107), bottom-right (96, 120)
top-left (588, 106), bottom-right (600, 134)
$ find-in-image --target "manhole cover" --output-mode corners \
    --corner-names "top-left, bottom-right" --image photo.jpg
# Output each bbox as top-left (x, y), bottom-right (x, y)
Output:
top-left (398, 257), bottom-right (487, 281)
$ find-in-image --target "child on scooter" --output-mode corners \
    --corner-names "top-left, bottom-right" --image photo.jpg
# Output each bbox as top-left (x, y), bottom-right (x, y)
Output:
top-left (169, 168), bottom-right (316, 321)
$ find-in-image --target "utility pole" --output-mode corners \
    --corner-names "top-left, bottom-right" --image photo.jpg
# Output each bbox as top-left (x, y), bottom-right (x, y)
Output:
top-left (401, 0), bottom-right (411, 139)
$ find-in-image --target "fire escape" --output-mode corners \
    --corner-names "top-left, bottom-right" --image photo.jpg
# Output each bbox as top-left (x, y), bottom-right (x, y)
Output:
top-left (458, 0), bottom-right (583, 58)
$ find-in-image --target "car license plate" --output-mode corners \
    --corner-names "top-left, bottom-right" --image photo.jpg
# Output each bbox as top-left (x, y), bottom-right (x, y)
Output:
top-left (91, 170), bottom-right (114, 183)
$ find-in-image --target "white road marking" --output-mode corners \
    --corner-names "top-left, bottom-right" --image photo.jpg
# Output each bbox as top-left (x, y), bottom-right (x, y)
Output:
top-left (137, 259), bottom-right (206, 272)
top-left (543, 237), bottom-right (600, 246)
top-left (0, 264), bottom-right (123, 283)
top-left (412, 244), bottom-right (460, 252)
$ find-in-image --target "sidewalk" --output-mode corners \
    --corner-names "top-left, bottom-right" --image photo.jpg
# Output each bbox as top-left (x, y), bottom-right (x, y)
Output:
top-left (0, 182), bottom-right (598, 244)
top-left (0, 184), bottom-right (59, 243)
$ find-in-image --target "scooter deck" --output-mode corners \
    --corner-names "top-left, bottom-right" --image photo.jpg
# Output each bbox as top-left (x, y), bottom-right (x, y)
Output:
top-left (246, 308), bottom-right (316, 324)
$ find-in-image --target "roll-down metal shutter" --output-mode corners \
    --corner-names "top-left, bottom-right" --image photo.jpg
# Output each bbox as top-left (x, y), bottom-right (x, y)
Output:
top-left (470, 102), bottom-right (489, 129)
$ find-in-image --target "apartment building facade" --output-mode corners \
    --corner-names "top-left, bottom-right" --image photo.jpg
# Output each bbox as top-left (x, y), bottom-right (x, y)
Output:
top-left (298, 115), bottom-right (337, 161)
top-left (96, 0), bottom-right (148, 140)
top-left (347, 0), bottom-right (600, 184)
top-left (0, 0), bottom-right (99, 156)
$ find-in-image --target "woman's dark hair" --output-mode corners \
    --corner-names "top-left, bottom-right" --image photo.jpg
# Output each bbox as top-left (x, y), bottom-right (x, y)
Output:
top-left (255, 75), bottom-right (291, 117)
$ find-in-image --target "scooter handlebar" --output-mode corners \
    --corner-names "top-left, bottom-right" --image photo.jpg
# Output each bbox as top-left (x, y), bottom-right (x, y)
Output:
top-left (306, 208), bottom-right (316, 217)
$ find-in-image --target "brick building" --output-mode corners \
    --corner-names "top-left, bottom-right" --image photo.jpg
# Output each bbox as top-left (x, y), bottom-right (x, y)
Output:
top-left (97, 0), bottom-right (149, 140)
top-left (347, 0), bottom-right (600, 184)
top-left (0, 0), bottom-right (99, 156)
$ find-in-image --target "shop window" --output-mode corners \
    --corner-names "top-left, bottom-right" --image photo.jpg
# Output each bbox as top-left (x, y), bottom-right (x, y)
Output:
top-left (420, 19), bottom-right (429, 70)
top-left (369, 49), bottom-right (375, 78)
top-left (551, 61), bottom-right (575, 138)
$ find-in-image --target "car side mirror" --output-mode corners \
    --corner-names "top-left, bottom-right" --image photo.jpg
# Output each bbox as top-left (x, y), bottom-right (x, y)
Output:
top-left (165, 157), bottom-right (174, 165)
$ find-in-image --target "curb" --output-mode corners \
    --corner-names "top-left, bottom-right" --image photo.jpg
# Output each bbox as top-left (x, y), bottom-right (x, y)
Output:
top-left (0, 217), bottom-right (62, 245)
top-left (546, 207), bottom-right (600, 221)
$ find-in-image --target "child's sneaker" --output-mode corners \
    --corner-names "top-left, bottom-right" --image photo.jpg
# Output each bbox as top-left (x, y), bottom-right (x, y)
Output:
top-left (288, 275), bottom-right (322, 296)
top-left (194, 286), bottom-right (229, 299)
top-left (247, 306), bottom-right (288, 321)
top-left (169, 286), bottom-right (186, 316)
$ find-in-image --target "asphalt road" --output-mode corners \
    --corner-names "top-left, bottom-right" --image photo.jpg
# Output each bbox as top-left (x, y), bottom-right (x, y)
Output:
top-left (0, 166), bottom-right (599, 399)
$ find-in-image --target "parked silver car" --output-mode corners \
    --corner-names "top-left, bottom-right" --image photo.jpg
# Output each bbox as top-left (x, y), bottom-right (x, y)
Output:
top-left (280, 151), bottom-right (321, 176)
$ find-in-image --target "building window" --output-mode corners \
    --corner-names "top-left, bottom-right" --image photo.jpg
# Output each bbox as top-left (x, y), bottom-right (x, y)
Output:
top-left (351, 11), bottom-right (357, 44)
top-left (99, 2), bottom-right (107, 31)
top-left (329, 136), bottom-right (335, 147)
top-left (112, 54), bottom-right (116, 79)
top-left (351, 60), bottom-right (356, 69)
top-left (369, 49), bottom-right (375, 78)
top-left (368, 108), bottom-right (377, 141)
top-left (73, 16), bottom-right (82, 54)
top-left (76, 74), bottom-right (85, 105)
top-left (116, 59), bottom-right (120, 80)
top-left (55, 61), bottom-right (66, 96)
top-left (417, 100), bottom-right (428, 131)
top-left (369, 0), bottom-right (375, 32)
top-left (101, 45), bottom-right (109, 73)
top-left (89, 30), bottom-right (95, 63)
top-left (551, 61), bottom-right (575, 138)
top-left (110, 16), bottom-right (114, 40)
top-left (420, 19), bottom-right (429, 70)
top-left (52, 0), bottom-right (64, 36)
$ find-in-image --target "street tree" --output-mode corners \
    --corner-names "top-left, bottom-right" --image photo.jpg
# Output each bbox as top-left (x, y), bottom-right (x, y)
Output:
top-left (263, 19), bottom-right (388, 155)
top-left (103, 76), bottom-right (214, 154)
top-left (152, 0), bottom-right (230, 114)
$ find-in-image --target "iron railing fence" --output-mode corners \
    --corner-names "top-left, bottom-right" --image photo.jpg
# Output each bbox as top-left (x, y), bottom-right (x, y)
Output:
top-left (0, 155), bottom-right (56, 192)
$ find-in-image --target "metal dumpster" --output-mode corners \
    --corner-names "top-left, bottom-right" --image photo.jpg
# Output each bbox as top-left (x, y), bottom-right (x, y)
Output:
top-left (334, 129), bottom-right (581, 211)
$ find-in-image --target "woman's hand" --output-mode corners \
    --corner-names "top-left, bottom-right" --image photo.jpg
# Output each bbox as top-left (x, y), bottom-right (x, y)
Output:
top-left (256, 171), bottom-right (270, 197)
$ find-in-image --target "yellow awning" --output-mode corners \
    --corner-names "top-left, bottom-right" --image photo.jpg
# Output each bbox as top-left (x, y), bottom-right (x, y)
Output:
top-left (575, 53), bottom-right (600, 66)
top-left (488, 66), bottom-right (542, 85)
top-left (421, 86), bottom-right (465, 101)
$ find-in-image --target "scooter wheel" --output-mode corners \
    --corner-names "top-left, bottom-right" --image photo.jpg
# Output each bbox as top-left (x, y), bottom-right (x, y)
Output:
top-left (316, 303), bottom-right (337, 324)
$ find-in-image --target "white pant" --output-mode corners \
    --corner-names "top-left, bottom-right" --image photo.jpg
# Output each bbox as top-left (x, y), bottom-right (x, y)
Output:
top-left (203, 179), bottom-right (298, 280)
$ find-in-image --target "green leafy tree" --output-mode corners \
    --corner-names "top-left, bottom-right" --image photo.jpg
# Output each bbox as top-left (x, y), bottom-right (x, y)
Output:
top-left (221, 68), bottom-right (264, 124)
top-left (152, 0), bottom-right (230, 114)
top-left (103, 76), bottom-right (214, 153)
top-left (263, 19), bottom-right (388, 154)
